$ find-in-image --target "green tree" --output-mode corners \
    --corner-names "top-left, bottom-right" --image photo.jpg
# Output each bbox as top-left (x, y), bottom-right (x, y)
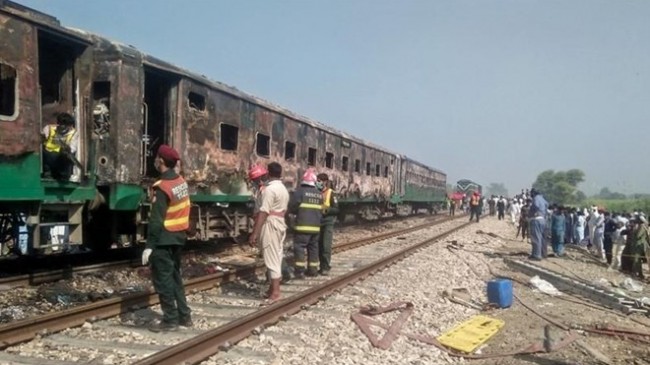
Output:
top-left (594, 187), bottom-right (626, 200)
top-left (532, 169), bottom-right (585, 205)
top-left (485, 183), bottom-right (508, 197)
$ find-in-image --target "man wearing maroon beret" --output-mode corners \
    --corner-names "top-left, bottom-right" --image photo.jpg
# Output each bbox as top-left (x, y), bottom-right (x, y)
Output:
top-left (142, 144), bottom-right (192, 332)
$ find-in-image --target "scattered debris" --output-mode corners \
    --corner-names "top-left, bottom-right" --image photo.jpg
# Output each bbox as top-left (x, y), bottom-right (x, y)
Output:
top-left (621, 278), bottom-right (644, 293)
top-left (530, 275), bottom-right (562, 296)
top-left (437, 315), bottom-right (504, 353)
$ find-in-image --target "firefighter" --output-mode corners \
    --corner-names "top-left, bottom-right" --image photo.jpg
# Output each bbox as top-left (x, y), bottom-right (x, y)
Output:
top-left (142, 145), bottom-right (192, 332)
top-left (289, 168), bottom-right (323, 278)
top-left (317, 173), bottom-right (339, 276)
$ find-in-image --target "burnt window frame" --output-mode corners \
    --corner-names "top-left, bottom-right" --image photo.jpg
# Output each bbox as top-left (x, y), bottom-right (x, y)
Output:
top-left (188, 91), bottom-right (206, 112)
top-left (284, 141), bottom-right (296, 161)
top-left (375, 164), bottom-right (380, 177)
top-left (325, 152), bottom-right (334, 169)
top-left (354, 159), bottom-right (361, 173)
top-left (341, 156), bottom-right (349, 172)
top-left (365, 162), bottom-right (371, 176)
top-left (219, 123), bottom-right (239, 151)
top-left (307, 147), bottom-right (317, 166)
top-left (255, 132), bottom-right (271, 157)
top-left (0, 62), bottom-right (19, 121)
top-left (384, 166), bottom-right (389, 177)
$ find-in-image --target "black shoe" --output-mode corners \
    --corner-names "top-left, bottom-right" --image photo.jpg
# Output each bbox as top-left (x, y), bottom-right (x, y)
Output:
top-left (294, 272), bottom-right (305, 280)
top-left (528, 255), bottom-right (542, 261)
top-left (148, 321), bottom-right (179, 332)
top-left (179, 317), bottom-right (193, 327)
top-left (305, 270), bottom-right (318, 277)
top-left (319, 269), bottom-right (330, 276)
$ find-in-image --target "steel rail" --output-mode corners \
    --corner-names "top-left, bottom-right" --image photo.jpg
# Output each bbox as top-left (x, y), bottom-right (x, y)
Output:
top-left (0, 216), bottom-right (454, 349)
top-left (0, 216), bottom-right (445, 288)
top-left (134, 221), bottom-right (472, 365)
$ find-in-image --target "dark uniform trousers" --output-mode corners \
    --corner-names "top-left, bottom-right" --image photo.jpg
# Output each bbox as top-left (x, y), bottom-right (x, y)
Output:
top-left (318, 223), bottom-right (334, 271)
top-left (150, 245), bottom-right (191, 324)
top-left (294, 233), bottom-right (320, 274)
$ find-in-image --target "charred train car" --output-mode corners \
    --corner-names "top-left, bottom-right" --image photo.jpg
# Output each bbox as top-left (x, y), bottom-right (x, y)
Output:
top-left (0, 1), bottom-right (446, 255)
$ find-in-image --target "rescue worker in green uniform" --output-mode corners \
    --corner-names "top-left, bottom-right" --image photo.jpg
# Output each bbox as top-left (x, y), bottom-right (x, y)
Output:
top-left (142, 144), bottom-right (192, 332)
top-left (289, 168), bottom-right (323, 278)
top-left (317, 173), bottom-right (339, 276)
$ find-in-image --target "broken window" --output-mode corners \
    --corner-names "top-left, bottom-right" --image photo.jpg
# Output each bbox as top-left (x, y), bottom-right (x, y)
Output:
top-left (255, 133), bottom-right (271, 156)
top-left (220, 123), bottom-right (239, 151)
top-left (355, 159), bottom-right (361, 173)
top-left (256, 133), bottom-right (270, 157)
top-left (285, 141), bottom-right (296, 160)
top-left (325, 152), bottom-right (334, 169)
top-left (384, 166), bottom-right (389, 177)
top-left (366, 162), bottom-right (371, 176)
top-left (188, 91), bottom-right (205, 111)
top-left (307, 148), bottom-right (317, 166)
top-left (92, 81), bottom-right (110, 135)
top-left (0, 63), bottom-right (17, 119)
top-left (375, 164), bottom-right (380, 177)
top-left (342, 156), bottom-right (349, 172)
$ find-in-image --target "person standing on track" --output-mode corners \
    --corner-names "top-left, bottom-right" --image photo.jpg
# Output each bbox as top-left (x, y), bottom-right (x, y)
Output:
top-left (289, 168), bottom-right (323, 279)
top-left (142, 144), bottom-right (192, 332)
top-left (469, 191), bottom-right (481, 222)
top-left (317, 173), bottom-right (339, 276)
top-left (528, 188), bottom-right (548, 260)
top-left (550, 206), bottom-right (566, 257)
top-left (248, 162), bottom-right (290, 303)
top-left (497, 196), bottom-right (506, 220)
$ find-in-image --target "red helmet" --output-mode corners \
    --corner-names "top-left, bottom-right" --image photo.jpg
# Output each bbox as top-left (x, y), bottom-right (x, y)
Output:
top-left (248, 164), bottom-right (267, 180)
top-left (301, 168), bottom-right (317, 186)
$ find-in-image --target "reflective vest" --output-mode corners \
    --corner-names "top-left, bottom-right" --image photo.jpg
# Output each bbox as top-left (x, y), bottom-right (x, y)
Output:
top-left (322, 188), bottom-right (332, 210)
top-left (294, 185), bottom-right (323, 233)
top-left (153, 176), bottom-right (191, 232)
top-left (470, 195), bottom-right (480, 206)
top-left (45, 126), bottom-right (75, 153)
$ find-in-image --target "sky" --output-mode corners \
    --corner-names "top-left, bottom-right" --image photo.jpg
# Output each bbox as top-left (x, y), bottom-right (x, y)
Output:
top-left (17, 0), bottom-right (650, 195)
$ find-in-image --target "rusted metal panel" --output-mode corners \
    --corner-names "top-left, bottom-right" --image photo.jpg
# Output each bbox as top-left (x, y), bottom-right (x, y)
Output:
top-left (0, 13), bottom-right (39, 156)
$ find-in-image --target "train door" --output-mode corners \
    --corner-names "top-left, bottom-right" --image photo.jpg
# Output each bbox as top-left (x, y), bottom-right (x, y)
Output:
top-left (142, 69), bottom-right (177, 177)
top-left (37, 30), bottom-right (87, 181)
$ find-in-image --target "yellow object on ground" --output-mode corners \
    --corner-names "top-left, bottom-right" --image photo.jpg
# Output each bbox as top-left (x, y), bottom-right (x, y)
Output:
top-left (437, 315), bottom-right (505, 353)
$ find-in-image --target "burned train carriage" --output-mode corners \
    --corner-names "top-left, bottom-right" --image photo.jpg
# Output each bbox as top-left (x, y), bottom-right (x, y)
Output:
top-left (0, 1), bottom-right (447, 256)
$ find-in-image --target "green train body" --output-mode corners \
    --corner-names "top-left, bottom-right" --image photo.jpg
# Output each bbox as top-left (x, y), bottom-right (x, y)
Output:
top-left (0, 1), bottom-right (446, 256)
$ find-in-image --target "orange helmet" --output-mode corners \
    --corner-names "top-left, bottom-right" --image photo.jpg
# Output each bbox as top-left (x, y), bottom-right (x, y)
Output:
top-left (248, 164), bottom-right (268, 180)
top-left (301, 168), bottom-right (317, 186)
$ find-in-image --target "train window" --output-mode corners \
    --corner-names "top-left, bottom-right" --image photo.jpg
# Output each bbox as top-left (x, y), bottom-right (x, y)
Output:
top-left (355, 159), bottom-right (361, 173)
top-left (285, 141), bottom-right (296, 160)
top-left (325, 152), bottom-right (334, 169)
top-left (366, 162), bottom-right (371, 176)
top-left (188, 92), bottom-right (206, 111)
top-left (341, 156), bottom-right (349, 172)
top-left (384, 166), bottom-right (389, 177)
top-left (92, 81), bottom-right (110, 135)
top-left (256, 133), bottom-right (270, 157)
top-left (0, 63), bottom-right (17, 119)
top-left (308, 148), bottom-right (317, 166)
top-left (220, 123), bottom-right (239, 151)
top-left (375, 164), bottom-right (380, 177)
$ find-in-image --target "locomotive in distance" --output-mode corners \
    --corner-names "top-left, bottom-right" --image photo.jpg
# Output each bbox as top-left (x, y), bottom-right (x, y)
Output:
top-left (0, 1), bottom-right (447, 256)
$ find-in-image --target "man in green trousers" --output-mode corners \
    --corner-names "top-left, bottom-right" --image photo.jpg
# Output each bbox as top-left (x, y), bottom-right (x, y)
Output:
top-left (317, 173), bottom-right (339, 276)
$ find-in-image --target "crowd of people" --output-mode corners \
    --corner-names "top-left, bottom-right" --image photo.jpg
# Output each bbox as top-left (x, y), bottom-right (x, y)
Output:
top-left (451, 188), bottom-right (650, 282)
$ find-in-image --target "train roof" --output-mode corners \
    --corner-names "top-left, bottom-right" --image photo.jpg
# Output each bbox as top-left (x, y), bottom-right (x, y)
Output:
top-left (2, 0), bottom-right (446, 177)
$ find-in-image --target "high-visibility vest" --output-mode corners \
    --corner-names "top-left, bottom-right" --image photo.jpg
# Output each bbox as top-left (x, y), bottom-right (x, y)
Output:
top-left (153, 176), bottom-right (191, 232)
top-left (44, 126), bottom-right (75, 153)
top-left (322, 188), bottom-right (332, 210)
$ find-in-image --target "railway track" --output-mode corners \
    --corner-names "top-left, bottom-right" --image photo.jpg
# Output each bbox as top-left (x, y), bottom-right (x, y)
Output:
top-left (0, 214), bottom-right (437, 289)
top-left (0, 216), bottom-right (468, 364)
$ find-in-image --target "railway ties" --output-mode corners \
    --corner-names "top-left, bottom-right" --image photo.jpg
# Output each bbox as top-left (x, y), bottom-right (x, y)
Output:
top-left (0, 216), bottom-right (468, 365)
